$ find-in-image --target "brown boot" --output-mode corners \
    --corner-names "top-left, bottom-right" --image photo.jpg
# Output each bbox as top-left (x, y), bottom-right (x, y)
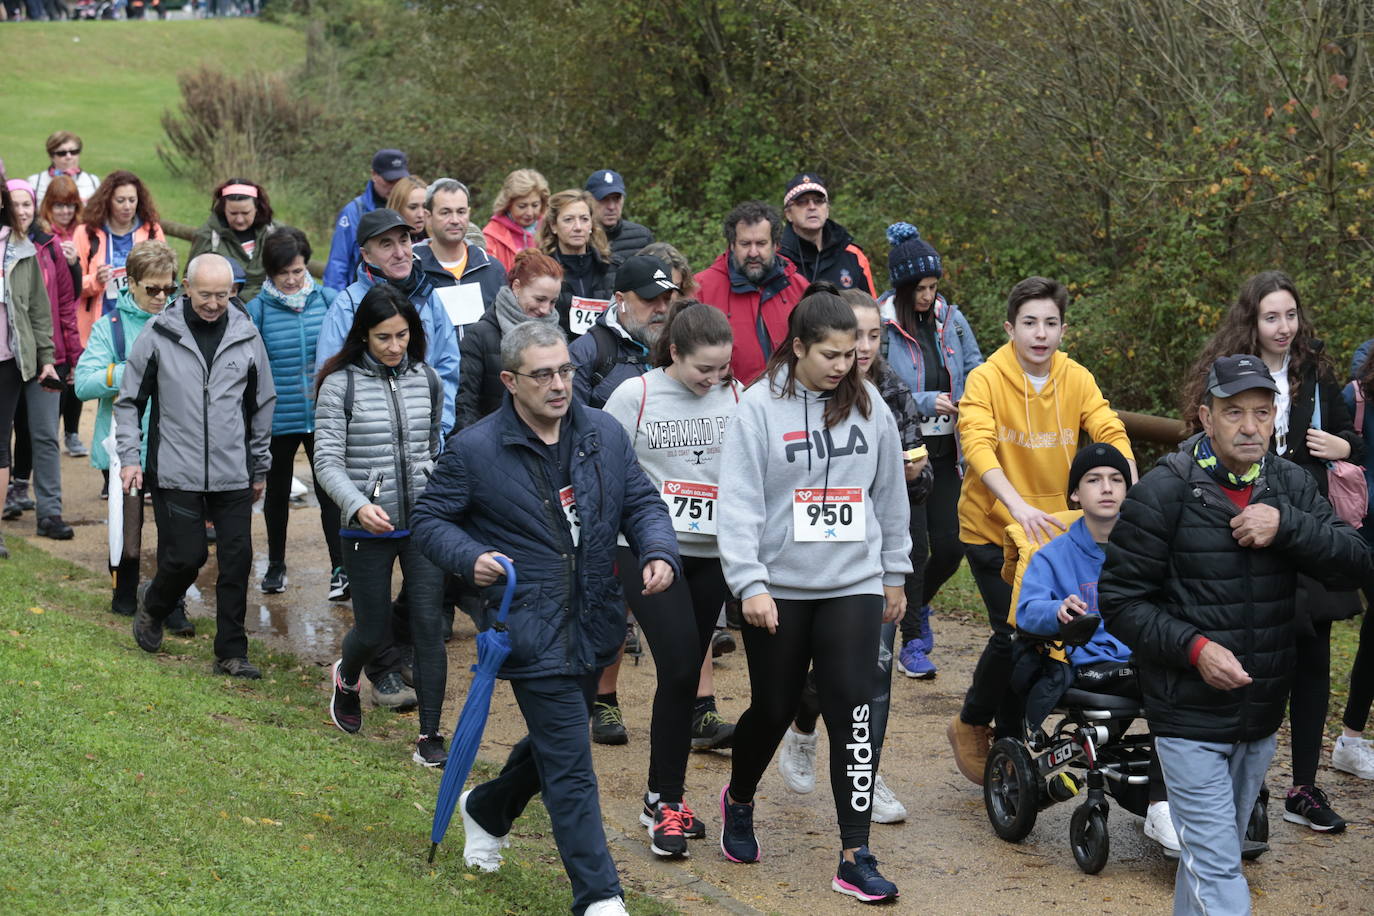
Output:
top-left (947, 716), bottom-right (993, 785)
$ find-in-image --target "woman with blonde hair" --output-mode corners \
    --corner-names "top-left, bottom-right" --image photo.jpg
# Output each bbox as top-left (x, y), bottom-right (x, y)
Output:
top-left (539, 189), bottom-right (613, 337)
top-left (386, 175), bottom-right (428, 243)
top-left (481, 168), bottom-right (549, 272)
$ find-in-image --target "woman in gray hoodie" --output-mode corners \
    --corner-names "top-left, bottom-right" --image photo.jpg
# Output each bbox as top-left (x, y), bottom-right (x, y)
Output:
top-left (716, 290), bottom-right (912, 904)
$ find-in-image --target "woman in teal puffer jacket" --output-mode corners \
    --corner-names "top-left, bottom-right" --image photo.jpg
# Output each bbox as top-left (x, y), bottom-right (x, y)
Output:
top-left (244, 227), bottom-right (341, 598)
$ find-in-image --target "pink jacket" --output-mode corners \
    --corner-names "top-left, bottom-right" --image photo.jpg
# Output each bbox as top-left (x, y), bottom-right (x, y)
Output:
top-left (33, 231), bottom-right (82, 367)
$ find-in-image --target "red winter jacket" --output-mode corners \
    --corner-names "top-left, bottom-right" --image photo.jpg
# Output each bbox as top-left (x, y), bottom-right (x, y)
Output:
top-left (694, 253), bottom-right (809, 385)
top-left (32, 231), bottom-right (82, 368)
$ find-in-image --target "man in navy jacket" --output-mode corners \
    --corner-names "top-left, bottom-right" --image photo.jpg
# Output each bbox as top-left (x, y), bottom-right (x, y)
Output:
top-left (412, 320), bottom-right (679, 916)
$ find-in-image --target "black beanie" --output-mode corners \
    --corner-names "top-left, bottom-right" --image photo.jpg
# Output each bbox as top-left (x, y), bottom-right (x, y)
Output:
top-left (1067, 443), bottom-right (1131, 500)
top-left (886, 222), bottom-right (942, 287)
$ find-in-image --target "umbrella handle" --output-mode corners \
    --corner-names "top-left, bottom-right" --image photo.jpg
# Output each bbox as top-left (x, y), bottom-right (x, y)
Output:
top-left (494, 556), bottom-right (517, 626)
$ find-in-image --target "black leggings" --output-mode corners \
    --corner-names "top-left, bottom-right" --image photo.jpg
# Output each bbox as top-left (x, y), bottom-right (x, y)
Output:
top-left (617, 548), bottom-right (729, 803)
top-left (900, 452), bottom-right (965, 643)
top-left (0, 360), bottom-right (23, 467)
top-left (731, 594), bottom-right (884, 850)
top-left (960, 541), bottom-right (1020, 737)
top-left (1289, 617), bottom-right (1333, 787)
top-left (264, 433), bottom-right (342, 567)
top-left (795, 621), bottom-right (897, 767)
top-left (1343, 528), bottom-right (1374, 733)
top-left (61, 382), bottom-right (82, 437)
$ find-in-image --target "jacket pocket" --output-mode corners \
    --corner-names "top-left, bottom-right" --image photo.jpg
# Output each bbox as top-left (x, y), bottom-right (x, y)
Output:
top-left (498, 582), bottom-right (550, 670)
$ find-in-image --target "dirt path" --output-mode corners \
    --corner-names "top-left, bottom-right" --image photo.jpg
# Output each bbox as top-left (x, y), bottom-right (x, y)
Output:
top-left (27, 417), bottom-right (1374, 914)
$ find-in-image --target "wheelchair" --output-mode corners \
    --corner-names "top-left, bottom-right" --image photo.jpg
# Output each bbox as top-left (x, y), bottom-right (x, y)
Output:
top-left (982, 613), bottom-right (1270, 874)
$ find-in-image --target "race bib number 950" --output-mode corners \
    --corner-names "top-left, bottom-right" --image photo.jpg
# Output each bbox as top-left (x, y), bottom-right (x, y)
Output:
top-left (793, 487), bottom-right (866, 542)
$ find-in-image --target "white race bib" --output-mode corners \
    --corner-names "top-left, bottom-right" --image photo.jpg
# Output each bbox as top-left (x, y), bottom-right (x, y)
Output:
top-left (569, 296), bottom-right (611, 336)
top-left (105, 265), bottom-right (127, 302)
top-left (918, 413), bottom-right (955, 437)
top-left (559, 485), bottom-right (581, 546)
top-left (793, 487), bottom-right (866, 542)
top-left (436, 283), bottom-right (485, 327)
top-left (661, 480), bottom-right (718, 535)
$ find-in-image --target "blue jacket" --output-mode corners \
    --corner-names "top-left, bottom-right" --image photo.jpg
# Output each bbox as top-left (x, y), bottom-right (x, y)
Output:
top-left (245, 284), bottom-right (336, 436)
top-left (880, 295), bottom-right (983, 415)
top-left (411, 396), bottom-right (681, 679)
top-left (323, 182), bottom-right (381, 291)
top-left (314, 263), bottom-right (461, 438)
top-left (1018, 517), bottom-right (1133, 669)
top-left (414, 240), bottom-right (508, 318)
top-left (569, 307), bottom-right (651, 408)
top-left (1342, 380), bottom-right (1374, 518)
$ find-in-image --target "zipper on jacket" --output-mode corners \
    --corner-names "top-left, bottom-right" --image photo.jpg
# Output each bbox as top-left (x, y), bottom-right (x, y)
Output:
top-left (384, 373), bottom-right (412, 529)
top-left (202, 371), bottom-right (211, 490)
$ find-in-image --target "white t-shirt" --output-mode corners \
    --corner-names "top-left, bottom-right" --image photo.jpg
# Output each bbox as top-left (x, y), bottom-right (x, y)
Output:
top-left (1273, 353), bottom-right (1292, 455)
top-left (1026, 371), bottom-right (1049, 394)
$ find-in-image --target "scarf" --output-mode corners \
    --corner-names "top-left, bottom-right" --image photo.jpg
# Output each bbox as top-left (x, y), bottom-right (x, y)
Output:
top-left (262, 274), bottom-right (315, 313)
top-left (1193, 435), bottom-right (1261, 489)
top-left (492, 285), bottom-right (559, 336)
top-left (367, 258), bottom-right (433, 303)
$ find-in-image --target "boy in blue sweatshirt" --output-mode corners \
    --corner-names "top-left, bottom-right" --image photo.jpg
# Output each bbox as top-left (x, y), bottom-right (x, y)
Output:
top-left (1016, 443), bottom-right (1180, 856)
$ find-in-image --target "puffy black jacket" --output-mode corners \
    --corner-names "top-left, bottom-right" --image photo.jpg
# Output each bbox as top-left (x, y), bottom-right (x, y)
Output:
top-left (410, 396), bottom-right (681, 679)
top-left (553, 250), bottom-right (614, 337)
top-left (779, 219), bottom-right (876, 294)
top-left (454, 308), bottom-right (505, 432)
top-left (605, 218), bottom-right (654, 267)
top-left (1099, 435), bottom-right (1371, 741)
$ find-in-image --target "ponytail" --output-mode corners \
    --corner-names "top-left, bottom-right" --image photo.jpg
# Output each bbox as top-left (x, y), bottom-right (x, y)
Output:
top-left (651, 298), bottom-right (733, 368)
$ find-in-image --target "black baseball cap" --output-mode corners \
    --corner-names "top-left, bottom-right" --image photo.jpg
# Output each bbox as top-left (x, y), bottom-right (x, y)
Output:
top-left (615, 255), bottom-right (679, 300)
top-left (371, 148), bottom-right (410, 181)
top-left (586, 169), bottom-right (627, 200)
top-left (1205, 354), bottom-right (1279, 398)
top-left (356, 208), bottom-right (410, 246)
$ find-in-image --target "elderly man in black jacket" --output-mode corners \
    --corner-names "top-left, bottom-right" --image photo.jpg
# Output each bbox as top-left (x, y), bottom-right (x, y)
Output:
top-left (1100, 354), bottom-right (1371, 916)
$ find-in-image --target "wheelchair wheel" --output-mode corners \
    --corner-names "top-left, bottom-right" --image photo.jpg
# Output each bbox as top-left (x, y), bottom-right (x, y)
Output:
top-left (1070, 803), bottom-right (1110, 874)
top-left (984, 738), bottom-right (1039, 841)
top-left (1246, 785), bottom-right (1270, 844)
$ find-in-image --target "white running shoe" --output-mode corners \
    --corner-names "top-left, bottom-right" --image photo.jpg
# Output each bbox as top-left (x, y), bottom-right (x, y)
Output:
top-left (870, 774), bottom-right (908, 824)
top-left (777, 727), bottom-right (818, 794)
top-left (584, 897), bottom-right (629, 915)
top-left (1332, 735), bottom-right (1374, 779)
top-left (1144, 802), bottom-right (1181, 858)
top-left (460, 789), bottom-right (510, 872)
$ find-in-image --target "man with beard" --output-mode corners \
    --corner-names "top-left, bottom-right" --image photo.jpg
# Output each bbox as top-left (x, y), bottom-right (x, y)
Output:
top-left (570, 254), bottom-right (678, 410)
top-left (695, 200), bottom-right (809, 384)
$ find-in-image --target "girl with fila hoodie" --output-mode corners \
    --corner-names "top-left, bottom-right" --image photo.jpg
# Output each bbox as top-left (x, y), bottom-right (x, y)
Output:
top-left (716, 290), bottom-right (912, 904)
top-left (602, 298), bottom-right (739, 861)
top-left (946, 276), bottom-right (1134, 787)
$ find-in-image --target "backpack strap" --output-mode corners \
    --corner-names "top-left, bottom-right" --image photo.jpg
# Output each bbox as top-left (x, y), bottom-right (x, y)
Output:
top-left (1355, 382), bottom-right (1365, 436)
top-left (110, 311), bottom-right (126, 362)
top-left (588, 323), bottom-right (620, 394)
top-left (636, 373), bottom-right (649, 429)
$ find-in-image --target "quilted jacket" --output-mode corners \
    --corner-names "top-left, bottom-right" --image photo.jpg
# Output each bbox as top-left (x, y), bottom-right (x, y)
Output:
top-left (245, 284), bottom-right (336, 436)
top-left (411, 395), bottom-right (681, 679)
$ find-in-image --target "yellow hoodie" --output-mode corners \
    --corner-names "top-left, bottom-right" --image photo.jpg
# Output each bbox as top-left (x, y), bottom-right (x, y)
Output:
top-left (957, 343), bottom-right (1133, 545)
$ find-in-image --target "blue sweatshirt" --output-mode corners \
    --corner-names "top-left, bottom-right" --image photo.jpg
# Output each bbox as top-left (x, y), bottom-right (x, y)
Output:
top-left (1017, 517), bottom-right (1132, 668)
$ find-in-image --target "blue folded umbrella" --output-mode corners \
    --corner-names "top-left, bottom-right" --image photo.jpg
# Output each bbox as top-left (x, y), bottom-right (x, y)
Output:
top-left (428, 555), bottom-right (516, 863)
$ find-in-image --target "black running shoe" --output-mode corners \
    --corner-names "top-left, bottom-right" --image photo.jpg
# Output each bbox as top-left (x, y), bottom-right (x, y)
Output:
top-left (165, 599), bottom-right (195, 637)
top-left (691, 705), bottom-right (735, 750)
top-left (214, 657), bottom-right (262, 679)
top-left (647, 802), bottom-right (689, 858)
top-left (711, 629), bottom-right (736, 657)
top-left (327, 567), bottom-right (350, 602)
top-left (1284, 785), bottom-right (1347, 833)
top-left (639, 793), bottom-right (706, 840)
top-left (414, 733), bottom-right (448, 768)
top-left (833, 846), bottom-right (899, 903)
top-left (132, 586), bottom-right (164, 654)
top-left (591, 700), bottom-right (628, 745)
top-left (329, 660), bottom-right (362, 734)
top-left (719, 785), bottom-right (759, 863)
top-left (261, 561), bottom-right (287, 594)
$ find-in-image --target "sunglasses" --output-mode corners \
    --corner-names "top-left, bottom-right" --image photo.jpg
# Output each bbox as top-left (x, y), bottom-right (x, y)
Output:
top-left (53, 148), bottom-right (81, 157)
top-left (143, 284), bottom-right (178, 298)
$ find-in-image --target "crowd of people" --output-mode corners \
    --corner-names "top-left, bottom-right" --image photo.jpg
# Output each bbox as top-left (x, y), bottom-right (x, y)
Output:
top-left (4, 131), bottom-right (1374, 915)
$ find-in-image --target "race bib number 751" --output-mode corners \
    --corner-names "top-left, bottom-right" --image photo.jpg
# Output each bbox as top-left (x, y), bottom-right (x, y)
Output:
top-left (793, 487), bottom-right (866, 542)
top-left (661, 480), bottom-right (718, 535)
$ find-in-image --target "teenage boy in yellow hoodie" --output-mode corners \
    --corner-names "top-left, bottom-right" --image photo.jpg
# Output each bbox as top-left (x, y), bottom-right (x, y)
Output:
top-left (946, 276), bottom-right (1135, 785)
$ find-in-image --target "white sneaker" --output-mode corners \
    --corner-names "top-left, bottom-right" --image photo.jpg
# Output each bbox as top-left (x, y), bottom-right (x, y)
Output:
top-left (777, 727), bottom-right (817, 794)
top-left (584, 897), bottom-right (629, 915)
top-left (460, 788), bottom-right (510, 872)
top-left (1332, 735), bottom-right (1374, 779)
top-left (870, 774), bottom-right (907, 824)
top-left (1144, 802), bottom-right (1181, 858)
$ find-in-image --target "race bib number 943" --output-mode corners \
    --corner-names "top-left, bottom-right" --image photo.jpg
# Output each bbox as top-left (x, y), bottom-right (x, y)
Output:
top-left (793, 487), bottom-right (866, 542)
top-left (661, 480), bottom-right (718, 535)
top-left (569, 297), bottom-right (611, 336)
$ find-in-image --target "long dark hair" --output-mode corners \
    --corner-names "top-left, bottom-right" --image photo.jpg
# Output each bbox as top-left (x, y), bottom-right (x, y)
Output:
top-left (651, 298), bottom-right (733, 368)
top-left (211, 177), bottom-right (273, 228)
top-left (1181, 270), bottom-right (1331, 429)
top-left (315, 284), bottom-right (427, 396)
top-left (83, 170), bottom-right (160, 245)
top-left (838, 287), bottom-right (885, 382)
top-left (760, 283), bottom-right (870, 428)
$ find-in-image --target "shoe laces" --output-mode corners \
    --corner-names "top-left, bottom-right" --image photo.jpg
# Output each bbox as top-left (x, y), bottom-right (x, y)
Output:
top-left (654, 804), bottom-right (687, 837)
top-left (845, 847), bottom-right (885, 879)
top-left (594, 702), bottom-right (624, 727)
top-left (334, 666), bottom-right (359, 694)
top-left (697, 709), bottom-right (727, 730)
top-left (419, 733), bottom-right (445, 748)
top-left (724, 795), bottom-right (754, 834)
top-left (873, 776), bottom-right (896, 805)
top-left (1290, 785), bottom-right (1331, 810)
top-left (680, 801), bottom-right (697, 824)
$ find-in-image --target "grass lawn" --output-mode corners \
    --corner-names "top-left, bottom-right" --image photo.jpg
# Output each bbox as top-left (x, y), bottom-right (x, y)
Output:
top-left (0, 539), bottom-right (675, 914)
top-left (1, 19), bottom-right (313, 261)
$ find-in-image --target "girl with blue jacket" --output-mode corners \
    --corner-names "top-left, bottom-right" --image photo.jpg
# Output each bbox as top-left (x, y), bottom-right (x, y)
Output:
top-left (315, 284), bottom-right (447, 768)
top-left (244, 227), bottom-right (341, 598)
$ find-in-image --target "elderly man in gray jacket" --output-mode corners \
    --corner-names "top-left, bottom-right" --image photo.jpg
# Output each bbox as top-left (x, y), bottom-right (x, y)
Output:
top-left (116, 254), bottom-right (276, 678)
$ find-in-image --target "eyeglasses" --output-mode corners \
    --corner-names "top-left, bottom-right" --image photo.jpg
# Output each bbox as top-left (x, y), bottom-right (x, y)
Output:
top-left (53, 148), bottom-right (81, 157)
top-left (143, 284), bottom-right (178, 298)
top-left (511, 364), bottom-right (576, 386)
top-left (50, 202), bottom-right (77, 210)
